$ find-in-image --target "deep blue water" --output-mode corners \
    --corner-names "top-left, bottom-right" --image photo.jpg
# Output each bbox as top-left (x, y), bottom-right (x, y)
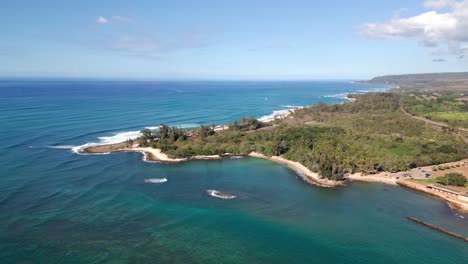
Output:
top-left (0, 80), bottom-right (466, 263)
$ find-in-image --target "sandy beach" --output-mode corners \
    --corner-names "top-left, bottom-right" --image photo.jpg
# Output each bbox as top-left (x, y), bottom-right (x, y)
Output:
top-left (83, 143), bottom-right (341, 187)
top-left (346, 172), bottom-right (398, 185)
top-left (128, 147), bottom-right (188, 162)
top-left (83, 143), bottom-right (468, 212)
top-left (83, 144), bottom-right (229, 163)
top-left (249, 152), bottom-right (343, 187)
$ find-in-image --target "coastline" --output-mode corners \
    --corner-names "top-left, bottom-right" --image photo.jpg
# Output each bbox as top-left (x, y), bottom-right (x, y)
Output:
top-left (346, 173), bottom-right (397, 185)
top-left (84, 144), bottom-right (224, 163)
top-left (345, 168), bottom-right (468, 213)
top-left (248, 152), bottom-right (343, 187)
top-left (82, 143), bottom-right (342, 187)
top-left (397, 180), bottom-right (468, 213)
top-left (79, 86), bottom-right (467, 213)
top-left (82, 137), bottom-right (468, 212)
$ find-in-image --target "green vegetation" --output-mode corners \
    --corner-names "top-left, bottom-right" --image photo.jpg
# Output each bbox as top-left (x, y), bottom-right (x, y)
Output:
top-left (228, 117), bottom-right (266, 131)
top-left (365, 72), bottom-right (468, 90)
top-left (436, 173), bottom-right (467, 187)
top-left (403, 91), bottom-right (468, 128)
top-left (135, 92), bottom-right (467, 181)
top-left (409, 178), bottom-right (439, 185)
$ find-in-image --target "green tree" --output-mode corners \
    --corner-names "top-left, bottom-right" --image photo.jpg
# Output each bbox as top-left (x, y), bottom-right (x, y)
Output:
top-left (436, 173), bottom-right (467, 186)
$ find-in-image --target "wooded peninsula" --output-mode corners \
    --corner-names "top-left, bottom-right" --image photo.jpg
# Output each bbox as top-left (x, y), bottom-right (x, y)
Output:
top-left (83, 72), bottom-right (468, 210)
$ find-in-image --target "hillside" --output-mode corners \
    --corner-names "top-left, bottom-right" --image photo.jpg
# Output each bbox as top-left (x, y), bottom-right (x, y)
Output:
top-left (365, 72), bottom-right (468, 90)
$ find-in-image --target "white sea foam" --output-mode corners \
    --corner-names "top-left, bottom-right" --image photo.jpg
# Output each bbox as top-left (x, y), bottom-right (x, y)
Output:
top-left (48, 144), bottom-right (107, 154)
top-left (280, 105), bottom-right (303, 109)
top-left (71, 144), bottom-right (89, 154)
top-left (69, 130), bottom-right (142, 154)
top-left (144, 126), bottom-right (160, 130)
top-left (70, 123), bottom-right (201, 154)
top-left (356, 87), bottom-right (389, 93)
top-left (145, 178), bottom-right (167, 183)
top-left (140, 152), bottom-right (161, 163)
top-left (322, 87), bottom-right (392, 101)
top-left (322, 93), bottom-right (350, 100)
top-left (454, 212), bottom-right (465, 219)
top-left (47, 145), bottom-right (76, 149)
top-left (258, 109), bottom-right (292, 122)
top-left (97, 130), bottom-right (142, 145)
top-left (258, 105), bottom-right (302, 123)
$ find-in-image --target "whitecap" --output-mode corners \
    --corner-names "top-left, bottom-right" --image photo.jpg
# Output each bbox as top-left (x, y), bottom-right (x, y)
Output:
top-left (70, 143), bottom-right (110, 155)
top-left (70, 130), bottom-right (143, 154)
top-left (145, 178), bottom-right (167, 183)
top-left (321, 86), bottom-right (393, 101)
top-left (258, 109), bottom-right (293, 122)
top-left (144, 126), bottom-right (160, 130)
top-left (280, 105), bottom-right (303, 109)
top-left (322, 93), bottom-right (350, 100)
top-left (97, 130), bottom-right (142, 145)
top-left (69, 124), bottom-right (197, 155)
top-left (48, 145), bottom-right (77, 149)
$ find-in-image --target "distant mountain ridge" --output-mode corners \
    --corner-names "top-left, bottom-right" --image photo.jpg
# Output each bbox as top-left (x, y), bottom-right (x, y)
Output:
top-left (365, 72), bottom-right (468, 90)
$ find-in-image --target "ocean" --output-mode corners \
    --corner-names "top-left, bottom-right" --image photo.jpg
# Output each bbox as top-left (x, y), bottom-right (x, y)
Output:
top-left (0, 80), bottom-right (466, 263)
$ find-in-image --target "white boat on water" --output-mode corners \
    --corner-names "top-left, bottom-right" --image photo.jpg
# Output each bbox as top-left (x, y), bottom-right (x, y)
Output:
top-left (206, 189), bottom-right (236, 199)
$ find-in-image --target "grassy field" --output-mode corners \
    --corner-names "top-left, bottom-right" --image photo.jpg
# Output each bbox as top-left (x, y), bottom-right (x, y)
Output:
top-left (403, 91), bottom-right (468, 128)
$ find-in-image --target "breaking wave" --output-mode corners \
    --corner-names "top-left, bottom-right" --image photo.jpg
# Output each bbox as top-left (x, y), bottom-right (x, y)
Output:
top-left (66, 123), bottom-right (199, 154)
top-left (145, 178), bottom-right (167, 184)
top-left (47, 145), bottom-right (77, 149)
top-left (258, 105), bottom-right (302, 122)
top-left (322, 87), bottom-right (392, 101)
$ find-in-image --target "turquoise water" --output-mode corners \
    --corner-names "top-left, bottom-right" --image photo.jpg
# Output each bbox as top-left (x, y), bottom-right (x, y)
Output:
top-left (0, 80), bottom-right (466, 263)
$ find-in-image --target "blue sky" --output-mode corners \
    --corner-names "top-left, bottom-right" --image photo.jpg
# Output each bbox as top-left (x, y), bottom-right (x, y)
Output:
top-left (1, 0), bottom-right (467, 79)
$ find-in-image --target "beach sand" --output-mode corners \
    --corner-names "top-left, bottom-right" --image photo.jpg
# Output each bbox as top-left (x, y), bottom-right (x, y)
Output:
top-left (249, 152), bottom-right (343, 187)
top-left (346, 173), bottom-right (398, 185)
top-left (83, 143), bottom-right (468, 212)
top-left (129, 147), bottom-right (188, 162)
top-left (83, 144), bottom-right (224, 163)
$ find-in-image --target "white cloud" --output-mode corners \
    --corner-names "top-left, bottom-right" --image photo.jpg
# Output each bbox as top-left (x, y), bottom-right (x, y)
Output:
top-left (358, 0), bottom-right (468, 58)
top-left (97, 16), bottom-right (109, 24)
top-left (423, 0), bottom-right (457, 8)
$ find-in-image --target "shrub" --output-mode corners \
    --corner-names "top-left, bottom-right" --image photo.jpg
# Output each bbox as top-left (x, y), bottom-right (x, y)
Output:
top-left (436, 173), bottom-right (467, 186)
top-left (432, 166), bottom-right (438, 171)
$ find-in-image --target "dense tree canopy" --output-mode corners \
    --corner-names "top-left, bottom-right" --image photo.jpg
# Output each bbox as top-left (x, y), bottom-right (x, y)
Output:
top-left (134, 91), bottom-right (467, 181)
top-left (436, 173), bottom-right (467, 187)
